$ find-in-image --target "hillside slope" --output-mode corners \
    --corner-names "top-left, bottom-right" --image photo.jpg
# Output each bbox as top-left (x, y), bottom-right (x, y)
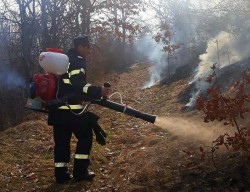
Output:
top-left (0, 63), bottom-right (249, 192)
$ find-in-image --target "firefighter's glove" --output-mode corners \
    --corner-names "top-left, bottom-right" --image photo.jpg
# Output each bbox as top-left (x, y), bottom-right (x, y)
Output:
top-left (83, 112), bottom-right (106, 145)
top-left (84, 112), bottom-right (100, 124)
top-left (93, 124), bottom-right (107, 146)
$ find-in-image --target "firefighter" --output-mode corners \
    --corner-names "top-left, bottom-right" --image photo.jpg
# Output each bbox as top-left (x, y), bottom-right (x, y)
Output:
top-left (48, 35), bottom-right (111, 183)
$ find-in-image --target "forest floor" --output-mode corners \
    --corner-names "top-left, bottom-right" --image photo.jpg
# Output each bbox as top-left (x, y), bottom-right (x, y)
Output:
top-left (0, 63), bottom-right (249, 192)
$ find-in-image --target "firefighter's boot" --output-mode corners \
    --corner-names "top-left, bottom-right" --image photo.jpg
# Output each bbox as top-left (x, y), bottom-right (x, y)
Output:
top-left (55, 166), bottom-right (73, 184)
top-left (73, 157), bottom-right (95, 182)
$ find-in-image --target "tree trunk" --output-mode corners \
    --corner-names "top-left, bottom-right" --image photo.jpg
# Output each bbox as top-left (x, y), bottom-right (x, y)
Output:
top-left (19, 0), bottom-right (32, 77)
top-left (121, 8), bottom-right (126, 68)
top-left (80, 0), bottom-right (91, 34)
top-left (50, 0), bottom-right (58, 47)
top-left (41, 0), bottom-right (50, 49)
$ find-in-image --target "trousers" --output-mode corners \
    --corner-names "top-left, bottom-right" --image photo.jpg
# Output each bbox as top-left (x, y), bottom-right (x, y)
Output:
top-left (53, 123), bottom-right (93, 178)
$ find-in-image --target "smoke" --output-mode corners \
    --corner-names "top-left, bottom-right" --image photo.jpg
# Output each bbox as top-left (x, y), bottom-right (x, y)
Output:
top-left (0, 68), bottom-right (26, 90)
top-left (186, 31), bottom-right (250, 107)
top-left (0, 31), bottom-right (26, 90)
top-left (195, 31), bottom-right (242, 79)
top-left (136, 37), bottom-right (168, 89)
top-left (136, 1), bottom-right (194, 89)
top-left (154, 116), bottom-right (234, 143)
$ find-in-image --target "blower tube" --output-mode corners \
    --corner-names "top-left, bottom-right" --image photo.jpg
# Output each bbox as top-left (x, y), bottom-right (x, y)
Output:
top-left (92, 82), bottom-right (156, 123)
top-left (92, 99), bottom-right (156, 124)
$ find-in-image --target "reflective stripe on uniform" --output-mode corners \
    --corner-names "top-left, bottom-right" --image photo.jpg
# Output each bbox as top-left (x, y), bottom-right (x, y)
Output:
top-left (55, 162), bottom-right (69, 167)
top-left (58, 104), bottom-right (83, 110)
top-left (67, 63), bottom-right (70, 72)
top-left (63, 79), bottom-right (71, 84)
top-left (83, 83), bottom-right (91, 93)
top-left (74, 154), bottom-right (89, 159)
top-left (68, 68), bottom-right (85, 78)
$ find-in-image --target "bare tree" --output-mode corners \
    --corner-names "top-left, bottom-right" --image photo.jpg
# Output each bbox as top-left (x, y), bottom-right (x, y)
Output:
top-left (0, 0), bottom-right (145, 129)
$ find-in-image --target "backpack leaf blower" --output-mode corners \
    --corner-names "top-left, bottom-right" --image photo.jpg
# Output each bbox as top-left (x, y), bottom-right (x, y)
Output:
top-left (25, 48), bottom-right (156, 124)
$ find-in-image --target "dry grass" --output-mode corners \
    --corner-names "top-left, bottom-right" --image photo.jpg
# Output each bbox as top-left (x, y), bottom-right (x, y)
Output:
top-left (0, 63), bottom-right (249, 191)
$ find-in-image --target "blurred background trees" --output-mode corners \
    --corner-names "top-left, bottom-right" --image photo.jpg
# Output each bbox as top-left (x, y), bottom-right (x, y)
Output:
top-left (0, 0), bottom-right (250, 129)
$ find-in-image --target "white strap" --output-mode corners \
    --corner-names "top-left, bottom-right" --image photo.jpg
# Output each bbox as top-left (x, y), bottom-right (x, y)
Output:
top-left (83, 83), bottom-right (91, 93)
top-left (55, 162), bottom-right (69, 167)
top-left (75, 154), bottom-right (89, 159)
top-left (58, 104), bottom-right (83, 110)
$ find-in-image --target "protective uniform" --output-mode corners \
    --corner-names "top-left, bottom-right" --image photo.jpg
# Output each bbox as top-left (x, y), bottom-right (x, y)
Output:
top-left (48, 39), bottom-right (106, 183)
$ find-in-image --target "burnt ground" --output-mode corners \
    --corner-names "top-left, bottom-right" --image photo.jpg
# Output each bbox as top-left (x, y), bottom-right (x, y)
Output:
top-left (0, 63), bottom-right (249, 192)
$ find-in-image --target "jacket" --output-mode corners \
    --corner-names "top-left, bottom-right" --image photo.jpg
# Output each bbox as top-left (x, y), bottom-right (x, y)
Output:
top-left (48, 48), bottom-right (102, 125)
top-left (58, 48), bottom-right (102, 101)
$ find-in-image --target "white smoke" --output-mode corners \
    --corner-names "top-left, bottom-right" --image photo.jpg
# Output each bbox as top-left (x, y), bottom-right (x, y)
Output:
top-left (0, 68), bottom-right (26, 90)
top-left (136, 37), bottom-right (168, 89)
top-left (186, 31), bottom-right (249, 107)
top-left (136, 0), bottom-right (193, 89)
top-left (0, 30), bottom-right (26, 90)
top-left (194, 31), bottom-right (241, 80)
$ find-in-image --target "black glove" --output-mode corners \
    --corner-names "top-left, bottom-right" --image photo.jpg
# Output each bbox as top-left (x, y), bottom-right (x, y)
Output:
top-left (92, 123), bottom-right (107, 146)
top-left (83, 112), bottom-right (100, 123)
top-left (83, 112), bottom-right (107, 145)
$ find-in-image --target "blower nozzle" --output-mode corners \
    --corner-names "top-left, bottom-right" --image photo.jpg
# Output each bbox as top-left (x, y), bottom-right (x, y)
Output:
top-left (92, 99), bottom-right (156, 124)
